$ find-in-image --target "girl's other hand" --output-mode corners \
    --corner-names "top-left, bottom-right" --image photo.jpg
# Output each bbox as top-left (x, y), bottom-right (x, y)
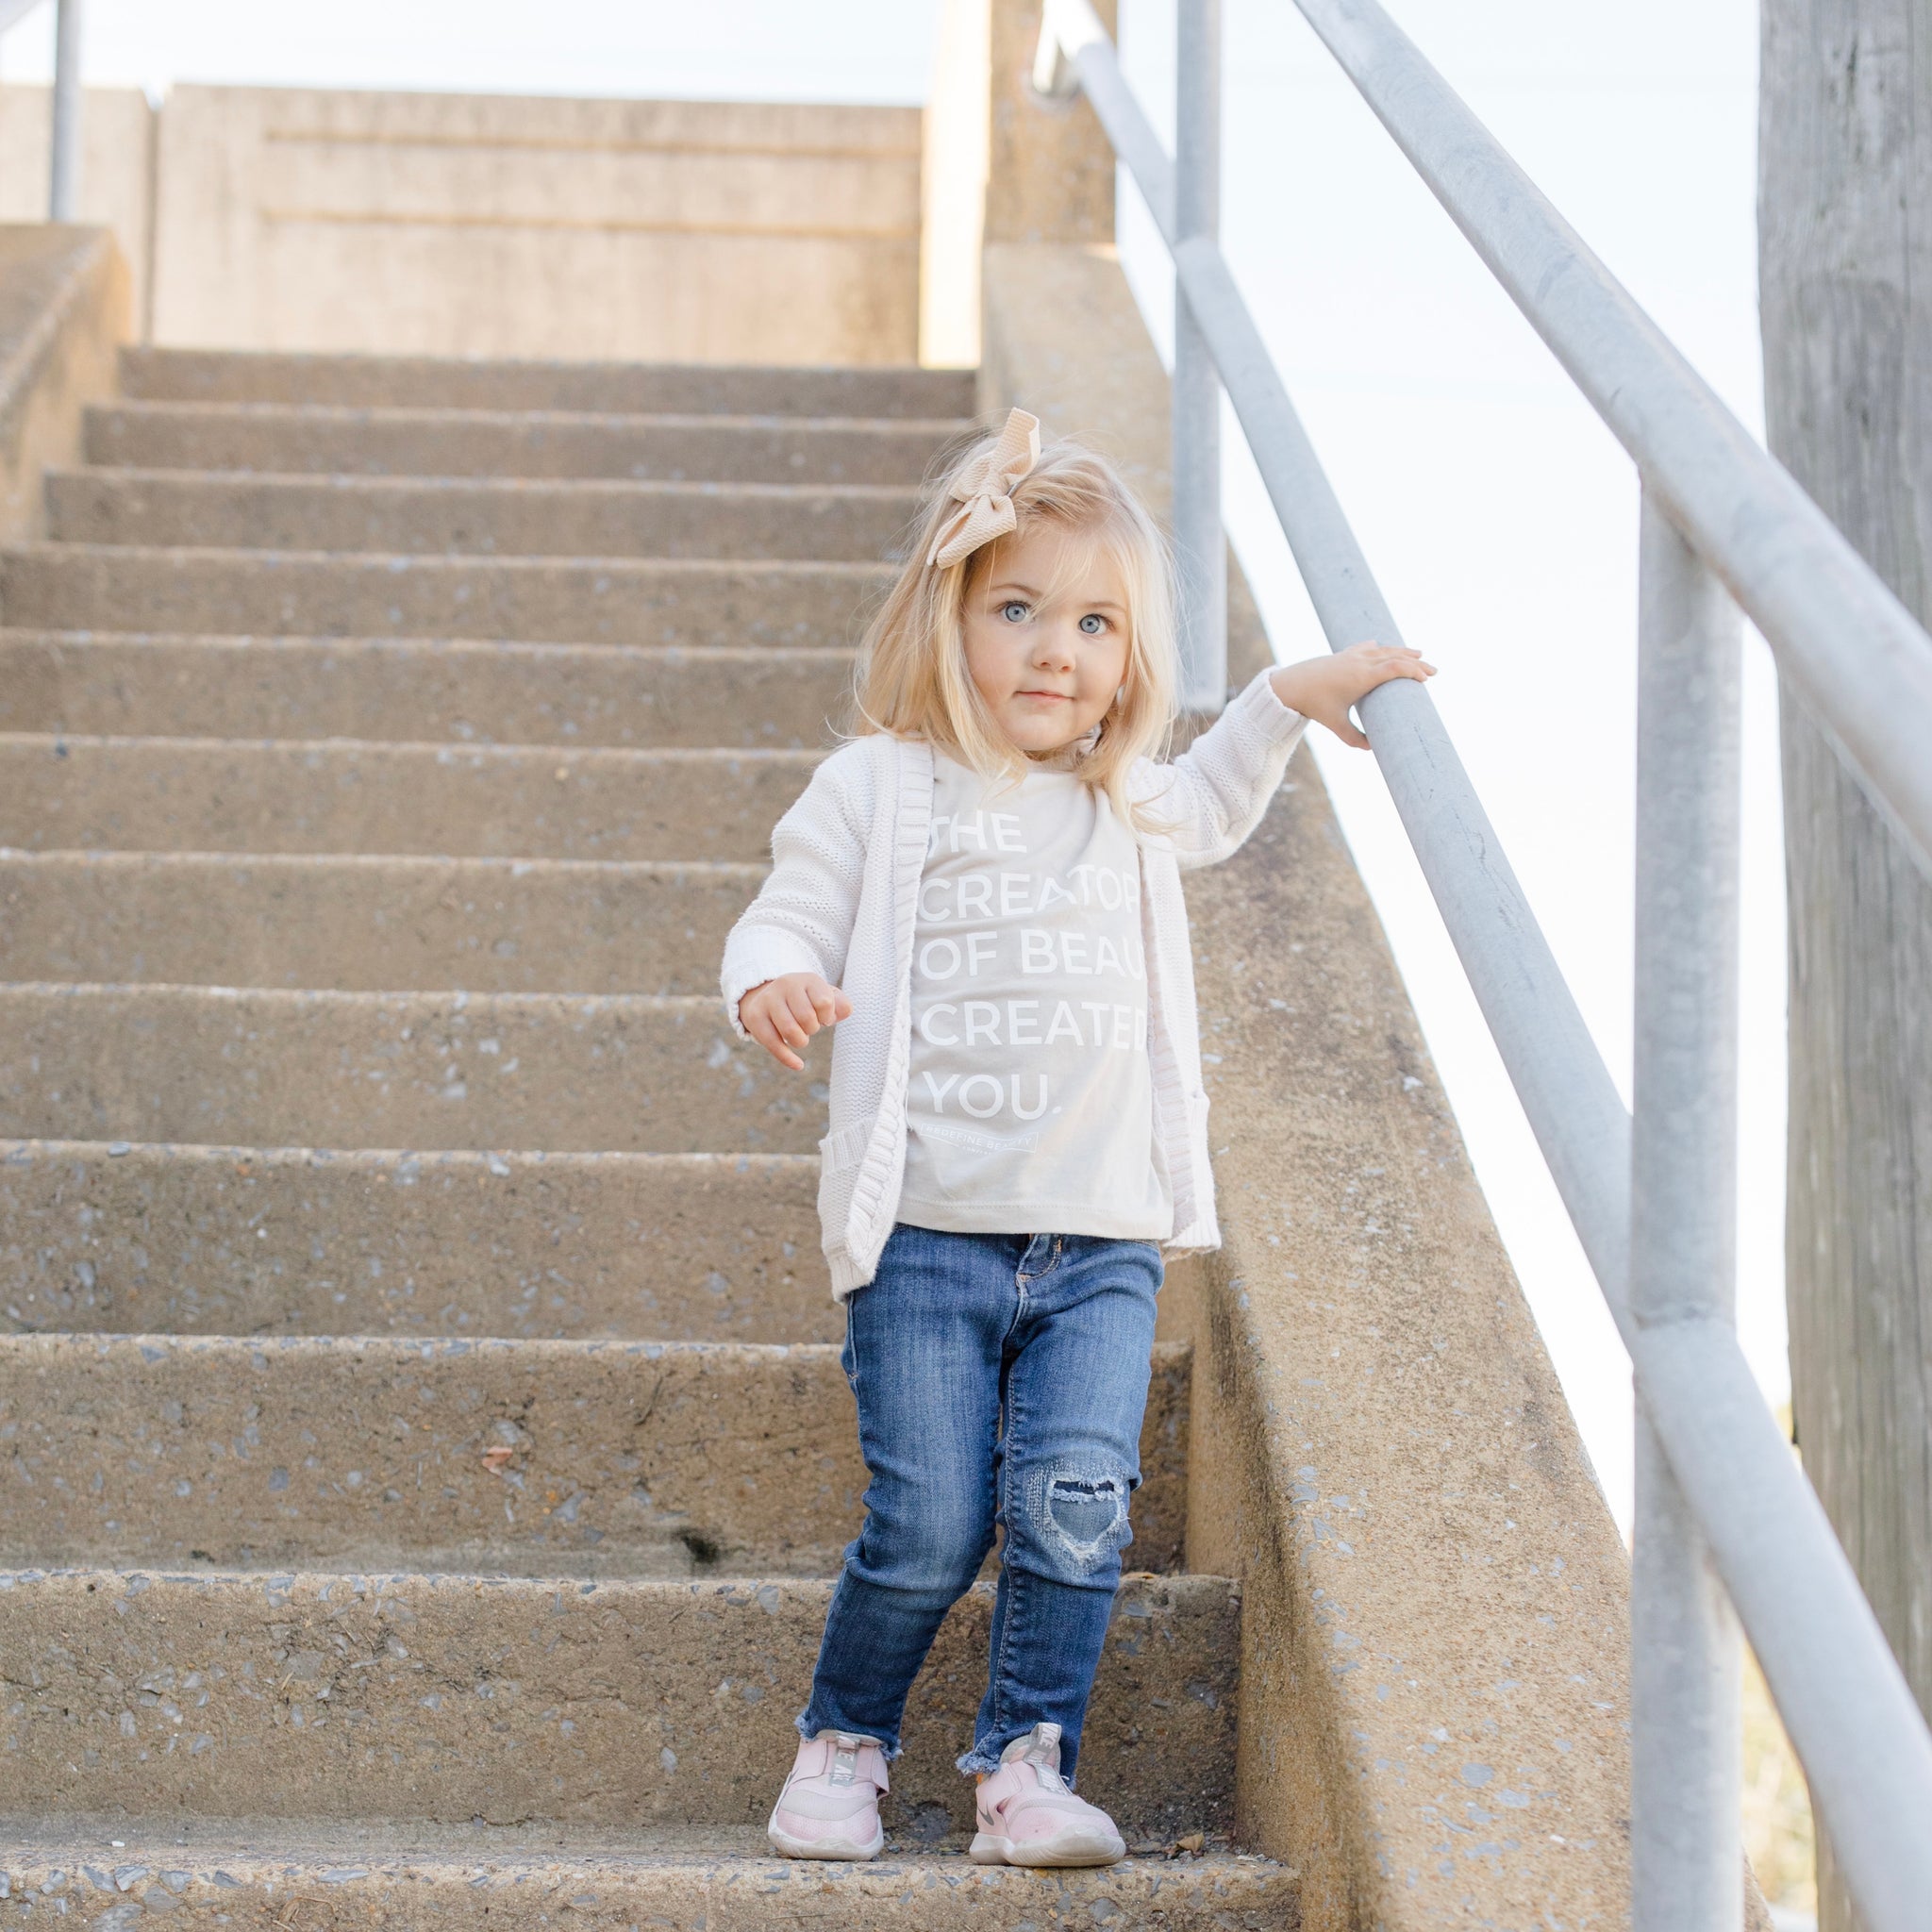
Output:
top-left (1269, 641), bottom-right (1435, 750)
top-left (740, 973), bottom-right (853, 1071)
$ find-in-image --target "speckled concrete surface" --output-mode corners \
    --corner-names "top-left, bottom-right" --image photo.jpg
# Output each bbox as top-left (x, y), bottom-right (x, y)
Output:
top-left (0, 1571), bottom-right (1236, 1838)
top-left (0, 735), bottom-right (817, 861)
top-left (0, 1144), bottom-right (839, 1341)
top-left (0, 1821), bottom-right (1298, 1929)
top-left (0, 988), bottom-right (828, 1154)
top-left (0, 550), bottom-right (887, 648)
top-left (0, 278), bottom-right (1256, 1917)
top-left (0, 852), bottom-right (763, 994)
top-left (0, 1335), bottom-right (1191, 1577)
top-left (0, 633), bottom-right (855, 748)
top-left (0, 1142), bottom-right (1204, 1344)
top-left (45, 471), bottom-right (922, 563)
top-left (86, 402), bottom-right (970, 484)
top-left (118, 348), bottom-right (977, 417)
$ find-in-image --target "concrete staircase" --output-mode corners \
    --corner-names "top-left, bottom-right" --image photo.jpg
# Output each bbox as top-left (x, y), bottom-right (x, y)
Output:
top-left (0, 349), bottom-right (1297, 1925)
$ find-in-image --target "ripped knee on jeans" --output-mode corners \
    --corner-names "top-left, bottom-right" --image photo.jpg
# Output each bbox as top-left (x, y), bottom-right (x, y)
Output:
top-left (1020, 1463), bottom-right (1134, 1574)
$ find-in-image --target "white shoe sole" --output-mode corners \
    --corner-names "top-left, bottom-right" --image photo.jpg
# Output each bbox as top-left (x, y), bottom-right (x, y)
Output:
top-left (767, 1815), bottom-right (884, 1861)
top-left (969, 1828), bottom-right (1126, 1869)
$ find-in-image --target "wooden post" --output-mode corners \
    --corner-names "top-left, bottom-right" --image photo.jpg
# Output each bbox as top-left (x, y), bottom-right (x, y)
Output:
top-left (1759, 3), bottom-right (1932, 1925)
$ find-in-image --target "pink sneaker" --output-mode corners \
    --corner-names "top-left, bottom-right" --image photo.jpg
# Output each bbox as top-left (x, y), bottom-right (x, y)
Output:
top-left (766, 1728), bottom-right (889, 1860)
top-left (969, 1722), bottom-right (1126, 1868)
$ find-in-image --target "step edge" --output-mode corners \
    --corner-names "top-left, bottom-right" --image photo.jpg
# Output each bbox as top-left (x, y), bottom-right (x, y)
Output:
top-left (0, 728), bottom-right (822, 759)
top-left (0, 1137), bottom-right (815, 1170)
top-left (90, 400), bottom-right (977, 434)
top-left (1, 542), bottom-right (891, 575)
top-left (0, 627), bottom-right (857, 662)
top-left (49, 467), bottom-right (926, 505)
top-left (0, 848), bottom-right (770, 877)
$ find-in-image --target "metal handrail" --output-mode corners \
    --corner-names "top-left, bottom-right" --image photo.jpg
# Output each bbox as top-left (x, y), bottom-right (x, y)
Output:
top-left (0, 0), bottom-right (84, 221)
top-left (1035, 2), bottom-right (1932, 1926)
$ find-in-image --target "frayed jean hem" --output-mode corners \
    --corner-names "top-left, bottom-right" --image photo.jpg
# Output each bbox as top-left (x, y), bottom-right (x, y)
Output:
top-left (793, 1707), bottom-right (900, 1760)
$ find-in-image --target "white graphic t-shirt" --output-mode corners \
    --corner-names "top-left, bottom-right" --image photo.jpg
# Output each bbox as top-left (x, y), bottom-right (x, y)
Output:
top-left (897, 752), bottom-right (1174, 1240)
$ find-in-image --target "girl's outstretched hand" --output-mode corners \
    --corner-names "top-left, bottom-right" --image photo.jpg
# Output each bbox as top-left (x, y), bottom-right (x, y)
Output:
top-left (1270, 641), bottom-right (1435, 750)
top-left (740, 972), bottom-right (853, 1071)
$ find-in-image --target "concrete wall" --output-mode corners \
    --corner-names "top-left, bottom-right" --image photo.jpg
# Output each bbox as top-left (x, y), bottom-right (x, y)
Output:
top-left (0, 225), bottom-right (130, 543)
top-left (921, 0), bottom-right (1116, 369)
top-left (0, 85), bottom-right (923, 366)
top-left (0, 86), bottom-right (156, 336)
top-left (980, 238), bottom-right (1640, 1931)
top-left (146, 88), bottom-right (922, 365)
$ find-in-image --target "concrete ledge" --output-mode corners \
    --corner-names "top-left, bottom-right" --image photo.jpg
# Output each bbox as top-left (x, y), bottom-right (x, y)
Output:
top-left (0, 1138), bottom-right (1208, 1348)
top-left (0, 547), bottom-right (887, 646)
top-left (0, 633), bottom-right (856, 747)
top-left (0, 225), bottom-right (130, 543)
top-left (121, 348), bottom-right (977, 417)
top-left (0, 1144), bottom-right (841, 1342)
top-left (980, 241), bottom-right (1634, 1926)
top-left (44, 469), bottom-right (923, 562)
top-left (0, 851), bottom-right (764, 993)
top-left (0, 1333), bottom-right (1190, 1579)
top-left (86, 401), bottom-right (971, 483)
top-left (0, 735), bottom-right (817, 861)
top-left (0, 1821), bottom-right (1299, 1928)
top-left (0, 1569), bottom-right (1235, 1839)
top-left (0, 987), bottom-right (829, 1154)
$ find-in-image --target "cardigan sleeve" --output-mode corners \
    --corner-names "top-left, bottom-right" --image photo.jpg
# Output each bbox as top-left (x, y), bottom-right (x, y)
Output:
top-left (1137, 666), bottom-right (1309, 870)
top-left (720, 745), bottom-right (872, 1040)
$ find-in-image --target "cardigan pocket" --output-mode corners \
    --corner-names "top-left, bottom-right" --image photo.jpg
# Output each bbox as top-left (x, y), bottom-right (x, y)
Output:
top-left (816, 1111), bottom-right (878, 1241)
top-left (818, 1116), bottom-right (874, 1174)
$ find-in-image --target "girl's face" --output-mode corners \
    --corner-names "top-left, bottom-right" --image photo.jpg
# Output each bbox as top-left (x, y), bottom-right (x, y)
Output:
top-left (961, 522), bottom-right (1132, 756)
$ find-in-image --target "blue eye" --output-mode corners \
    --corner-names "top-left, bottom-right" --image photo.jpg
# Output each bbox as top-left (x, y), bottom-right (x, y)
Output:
top-left (1001, 601), bottom-right (1028, 623)
top-left (1078, 613), bottom-right (1108, 635)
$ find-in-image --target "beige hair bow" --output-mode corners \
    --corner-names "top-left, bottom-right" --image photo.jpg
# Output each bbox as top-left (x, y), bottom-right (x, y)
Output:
top-left (927, 408), bottom-right (1041, 569)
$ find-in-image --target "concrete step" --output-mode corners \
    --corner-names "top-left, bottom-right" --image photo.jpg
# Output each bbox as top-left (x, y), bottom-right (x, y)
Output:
top-left (0, 548), bottom-right (883, 648)
top-left (0, 1335), bottom-right (1191, 1578)
top-left (0, 633), bottom-right (855, 748)
top-left (0, 1569), bottom-right (1236, 1840)
top-left (0, 736), bottom-right (813, 861)
top-left (0, 853), bottom-right (760, 994)
top-left (120, 346), bottom-right (980, 420)
top-left (0, 988), bottom-right (824, 1155)
top-left (46, 471), bottom-right (922, 563)
top-left (0, 1144), bottom-right (839, 1343)
top-left (87, 402), bottom-right (968, 485)
top-left (0, 1821), bottom-right (1295, 1927)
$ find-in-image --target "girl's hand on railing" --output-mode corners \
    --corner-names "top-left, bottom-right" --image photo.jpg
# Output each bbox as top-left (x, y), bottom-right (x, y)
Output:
top-left (1270, 641), bottom-right (1436, 749)
top-left (740, 973), bottom-right (854, 1071)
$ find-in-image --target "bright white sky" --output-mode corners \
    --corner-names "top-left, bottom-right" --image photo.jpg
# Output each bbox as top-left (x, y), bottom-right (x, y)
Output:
top-left (4, 0), bottom-right (1776, 1527)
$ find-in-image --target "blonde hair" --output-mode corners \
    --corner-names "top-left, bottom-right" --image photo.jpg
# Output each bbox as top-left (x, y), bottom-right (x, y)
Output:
top-left (851, 425), bottom-right (1178, 831)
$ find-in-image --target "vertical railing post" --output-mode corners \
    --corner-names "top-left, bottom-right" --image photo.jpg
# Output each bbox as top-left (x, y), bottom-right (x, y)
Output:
top-left (1629, 488), bottom-right (1743, 1929)
top-left (1173, 0), bottom-right (1225, 710)
top-left (48, 0), bottom-right (83, 222)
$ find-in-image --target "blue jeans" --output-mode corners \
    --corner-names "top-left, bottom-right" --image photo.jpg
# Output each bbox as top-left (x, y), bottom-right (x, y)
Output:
top-left (797, 1224), bottom-right (1162, 1780)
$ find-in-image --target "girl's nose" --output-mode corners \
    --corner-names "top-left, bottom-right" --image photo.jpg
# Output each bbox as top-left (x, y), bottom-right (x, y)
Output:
top-left (1033, 626), bottom-right (1076, 671)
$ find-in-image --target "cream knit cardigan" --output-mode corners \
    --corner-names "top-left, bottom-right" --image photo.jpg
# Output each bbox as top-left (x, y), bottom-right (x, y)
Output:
top-left (721, 667), bottom-right (1308, 1296)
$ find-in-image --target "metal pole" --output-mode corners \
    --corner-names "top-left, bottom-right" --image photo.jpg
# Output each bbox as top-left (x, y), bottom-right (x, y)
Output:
top-left (1289, 0), bottom-right (1932, 885)
top-left (48, 0), bottom-right (81, 222)
top-left (1629, 490), bottom-right (1741, 1929)
top-left (1173, 0), bottom-right (1225, 711)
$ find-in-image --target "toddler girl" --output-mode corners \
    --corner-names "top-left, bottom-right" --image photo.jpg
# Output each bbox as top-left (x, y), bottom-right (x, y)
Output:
top-left (722, 408), bottom-right (1431, 1866)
